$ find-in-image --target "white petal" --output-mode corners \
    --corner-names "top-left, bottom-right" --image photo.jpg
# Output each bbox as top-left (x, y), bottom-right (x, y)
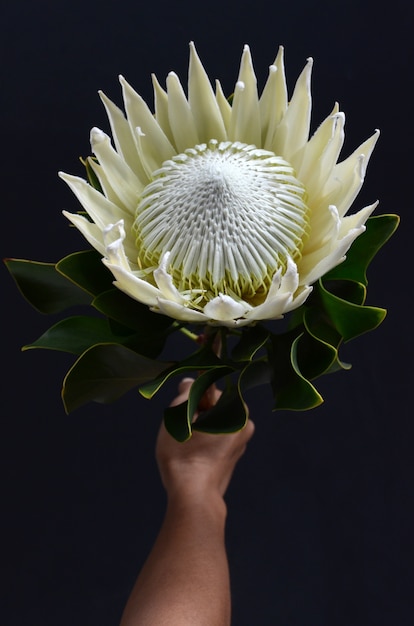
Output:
top-left (103, 262), bottom-right (161, 307)
top-left (103, 220), bottom-right (131, 270)
top-left (299, 224), bottom-right (367, 286)
top-left (86, 157), bottom-right (129, 209)
top-left (215, 80), bottom-right (232, 133)
top-left (284, 285), bottom-right (313, 312)
top-left (271, 57), bottom-right (313, 160)
top-left (246, 258), bottom-right (307, 321)
top-left (62, 211), bottom-right (105, 255)
top-left (155, 298), bottom-right (209, 322)
top-left (303, 203), bottom-right (341, 256)
top-left (295, 107), bottom-right (344, 195)
top-left (203, 293), bottom-right (249, 321)
top-left (153, 252), bottom-right (187, 304)
top-left (245, 291), bottom-right (291, 321)
top-left (188, 42), bottom-right (227, 142)
top-left (166, 71), bottom-right (199, 152)
top-left (98, 90), bottom-right (147, 182)
top-left (100, 227), bottom-right (160, 307)
top-left (260, 46), bottom-right (288, 149)
top-left (322, 130), bottom-right (379, 217)
top-left (279, 257), bottom-right (300, 294)
top-left (120, 75), bottom-right (175, 170)
top-left (90, 127), bottom-right (143, 212)
top-left (338, 201), bottom-right (378, 237)
top-left (151, 73), bottom-right (175, 144)
top-left (228, 45), bottom-right (261, 146)
top-left (300, 200), bottom-right (377, 285)
top-left (59, 172), bottom-right (129, 229)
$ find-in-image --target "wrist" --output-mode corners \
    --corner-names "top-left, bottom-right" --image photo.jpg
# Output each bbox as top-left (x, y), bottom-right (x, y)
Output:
top-left (166, 487), bottom-right (228, 521)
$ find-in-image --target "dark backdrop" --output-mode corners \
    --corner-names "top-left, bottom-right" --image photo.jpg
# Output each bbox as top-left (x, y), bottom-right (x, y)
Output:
top-left (1, 1), bottom-right (413, 625)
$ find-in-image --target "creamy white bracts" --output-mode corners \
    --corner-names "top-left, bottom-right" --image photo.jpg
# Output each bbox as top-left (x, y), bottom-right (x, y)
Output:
top-left (60, 43), bottom-right (378, 327)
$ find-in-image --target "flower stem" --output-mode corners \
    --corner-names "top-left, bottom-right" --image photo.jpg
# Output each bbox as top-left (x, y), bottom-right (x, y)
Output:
top-left (178, 326), bottom-right (200, 342)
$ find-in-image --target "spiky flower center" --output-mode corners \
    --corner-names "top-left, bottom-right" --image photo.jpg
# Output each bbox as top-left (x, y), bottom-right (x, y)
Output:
top-left (134, 140), bottom-right (309, 303)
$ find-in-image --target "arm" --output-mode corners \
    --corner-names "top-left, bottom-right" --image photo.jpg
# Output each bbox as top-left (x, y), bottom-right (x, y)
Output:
top-left (119, 378), bottom-right (255, 626)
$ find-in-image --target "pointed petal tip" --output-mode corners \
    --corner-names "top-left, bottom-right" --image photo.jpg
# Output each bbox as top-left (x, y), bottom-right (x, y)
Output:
top-left (90, 127), bottom-right (107, 144)
top-left (58, 171), bottom-right (80, 185)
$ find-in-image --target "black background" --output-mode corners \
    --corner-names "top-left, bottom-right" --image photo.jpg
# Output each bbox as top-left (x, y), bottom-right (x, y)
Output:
top-left (1, 1), bottom-right (413, 624)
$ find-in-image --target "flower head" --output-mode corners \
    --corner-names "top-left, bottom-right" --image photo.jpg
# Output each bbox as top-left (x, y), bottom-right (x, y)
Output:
top-left (60, 43), bottom-right (378, 327)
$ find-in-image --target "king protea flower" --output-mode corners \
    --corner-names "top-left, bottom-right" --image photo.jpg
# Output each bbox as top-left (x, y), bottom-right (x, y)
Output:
top-left (60, 43), bottom-right (378, 327)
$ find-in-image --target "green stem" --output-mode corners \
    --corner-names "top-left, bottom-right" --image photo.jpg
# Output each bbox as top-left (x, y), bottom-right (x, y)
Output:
top-left (178, 326), bottom-right (200, 342)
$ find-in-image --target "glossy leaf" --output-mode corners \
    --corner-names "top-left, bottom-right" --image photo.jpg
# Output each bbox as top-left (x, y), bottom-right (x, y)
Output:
top-left (93, 288), bottom-right (173, 333)
top-left (139, 345), bottom-right (225, 399)
top-left (62, 343), bottom-right (173, 413)
top-left (163, 368), bottom-right (232, 441)
top-left (270, 332), bottom-right (323, 411)
top-left (23, 315), bottom-right (133, 355)
top-left (57, 250), bottom-right (114, 296)
top-left (324, 214), bottom-right (400, 285)
top-left (4, 258), bottom-right (91, 313)
top-left (194, 361), bottom-right (272, 434)
top-left (317, 280), bottom-right (386, 341)
top-left (231, 324), bottom-right (269, 361)
top-left (298, 306), bottom-right (351, 379)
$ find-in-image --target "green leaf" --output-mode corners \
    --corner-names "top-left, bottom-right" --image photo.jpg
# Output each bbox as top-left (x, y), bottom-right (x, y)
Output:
top-left (231, 324), bottom-right (269, 361)
top-left (193, 383), bottom-right (249, 434)
top-left (62, 343), bottom-right (173, 413)
top-left (4, 258), bottom-right (92, 313)
top-left (317, 279), bottom-right (386, 341)
top-left (270, 332), bottom-right (323, 411)
top-left (163, 368), bottom-right (232, 441)
top-left (139, 345), bottom-right (225, 399)
top-left (296, 307), bottom-right (350, 380)
top-left (93, 289), bottom-right (175, 357)
top-left (23, 315), bottom-right (134, 355)
top-left (194, 361), bottom-right (272, 434)
top-left (324, 214), bottom-right (400, 285)
top-left (93, 288), bottom-right (173, 333)
top-left (56, 249), bottom-right (114, 296)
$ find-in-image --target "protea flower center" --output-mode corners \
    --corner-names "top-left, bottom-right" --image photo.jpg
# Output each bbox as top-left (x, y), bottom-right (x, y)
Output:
top-left (133, 139), bottom-right (310, 304)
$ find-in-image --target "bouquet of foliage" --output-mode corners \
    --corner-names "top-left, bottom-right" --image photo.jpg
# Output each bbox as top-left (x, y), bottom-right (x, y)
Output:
top-left (6, 43), bottom-right (399, 441)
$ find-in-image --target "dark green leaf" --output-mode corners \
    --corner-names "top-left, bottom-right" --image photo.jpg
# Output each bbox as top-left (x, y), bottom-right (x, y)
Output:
top-left (193, 384), bottom-right (249, 434)
top-left (139, 345), bottom-right (226, 399)
top-left (4, 258), bottom-right (92, 313)
top-left (62, 343), bottom-right (172, 413)
top-left (317, 280), bottom-right (386, 341)
top-left (324, 214), bottom-right (400, 285)
top-left (296, 310), bottom-right (349, 380)
top-left (23, 315), bottom-right (134, 355)
top-left (296, 307), bottom-right (350, 380)
top-left (270, 332), bottom-right (323, 411)
top-left (56, 249), bottom-right (114, 296)
top-left (231, 324), bottom-right (269, 362)
top-left (194, 361), bottom-right (272, 434)
top-left (321, 279), bottom-right (367, 305)
top-left (164, 368), bottom-right (232, 441)
top-left (93, 289), bottom-right (175, 357)
top-left (93, 288), bottom-right (174, 333)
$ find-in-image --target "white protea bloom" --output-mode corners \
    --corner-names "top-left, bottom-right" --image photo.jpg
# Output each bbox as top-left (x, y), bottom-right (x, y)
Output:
top-left (60, 43), bottom-right (378, 327)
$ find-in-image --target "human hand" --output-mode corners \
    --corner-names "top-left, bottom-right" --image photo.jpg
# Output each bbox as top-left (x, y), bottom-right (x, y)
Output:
top-left (156, 378), bottom-right (255, 502)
